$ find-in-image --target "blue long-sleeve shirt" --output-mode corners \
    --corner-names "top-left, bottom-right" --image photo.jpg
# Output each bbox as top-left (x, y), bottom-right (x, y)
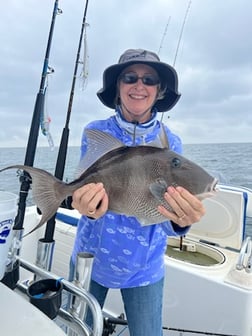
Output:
top-left (72, 111), bottom-right (189, 288)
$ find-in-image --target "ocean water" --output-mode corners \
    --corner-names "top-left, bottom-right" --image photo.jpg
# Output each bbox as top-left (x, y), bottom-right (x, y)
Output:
top-left (0, 142), bottom-right (252, 236)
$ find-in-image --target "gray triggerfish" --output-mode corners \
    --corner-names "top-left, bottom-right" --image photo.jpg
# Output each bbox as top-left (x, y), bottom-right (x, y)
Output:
top-left (0, 129), bottom-right (218, 234)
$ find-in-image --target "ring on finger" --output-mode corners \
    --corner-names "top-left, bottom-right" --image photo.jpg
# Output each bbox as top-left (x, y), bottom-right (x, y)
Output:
top-left (178, 213), bottom-right (186, 220)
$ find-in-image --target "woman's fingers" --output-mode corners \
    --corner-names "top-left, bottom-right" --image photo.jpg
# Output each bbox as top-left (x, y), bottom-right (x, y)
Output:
top-left (158, 186), bottom-right (205, 227)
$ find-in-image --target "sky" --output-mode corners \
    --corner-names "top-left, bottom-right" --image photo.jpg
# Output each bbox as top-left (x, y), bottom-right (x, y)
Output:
top-left (0, 0), bottom-right (252, 148)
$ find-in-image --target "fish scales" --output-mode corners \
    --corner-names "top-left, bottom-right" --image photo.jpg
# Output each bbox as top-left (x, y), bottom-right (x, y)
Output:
top-left (79, 146), bottom-right (171, 223)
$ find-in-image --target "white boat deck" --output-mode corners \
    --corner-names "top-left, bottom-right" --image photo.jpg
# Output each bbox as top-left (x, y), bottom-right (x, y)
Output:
top-left (1, 184), bottom-right (252, 335)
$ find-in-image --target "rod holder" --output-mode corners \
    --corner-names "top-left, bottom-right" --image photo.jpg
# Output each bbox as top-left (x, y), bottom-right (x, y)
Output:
top-left (75, 252), bottom-right (94, 290)
top-left (36, 238), bottom-right (55, 272)
top-left (1, 229), bottom-right (23, 289)
top-left (6, 228), bottom-right (23, 271)
top-left (70, 252), bottom-right (94, 321)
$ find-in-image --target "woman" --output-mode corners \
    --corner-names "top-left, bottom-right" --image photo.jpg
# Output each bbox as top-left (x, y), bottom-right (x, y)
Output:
top-left (70, 49), bottom-right (205, 336)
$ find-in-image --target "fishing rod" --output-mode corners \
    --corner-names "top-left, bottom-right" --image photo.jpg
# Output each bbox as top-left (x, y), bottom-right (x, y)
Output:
top-left (1, 1), bottom-right (61, 289)
top-left (157, 16), bottom-right (171, 56)
top-left (160, 0), bottom-right (192, 123)
top-left (101, 316), bottom-right (238, 336)
top-left (43, 0), bottom-right (90, 243)
top-left (14, 0), bottom-right (61, 231)
top-left (173, 0), bottom-right (192, 67)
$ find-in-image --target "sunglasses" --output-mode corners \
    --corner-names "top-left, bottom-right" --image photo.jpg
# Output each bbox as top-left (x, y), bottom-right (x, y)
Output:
top-left (119, 72), bottom-right (160, 86)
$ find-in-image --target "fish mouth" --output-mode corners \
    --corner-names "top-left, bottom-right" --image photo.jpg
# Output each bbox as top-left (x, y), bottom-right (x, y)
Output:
top-left (207, 177), bottom-right (219, 196)
top-left (197, 178), bottom-right (219, 201)
top-left (210, 177), bottom-right (219, 193)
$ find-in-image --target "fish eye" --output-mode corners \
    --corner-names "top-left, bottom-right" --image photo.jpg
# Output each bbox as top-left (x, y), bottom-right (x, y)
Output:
top-left (171, 157), bottom-right (181, 168)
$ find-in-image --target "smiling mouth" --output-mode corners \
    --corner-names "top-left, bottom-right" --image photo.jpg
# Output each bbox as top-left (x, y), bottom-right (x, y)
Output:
top-left (129, 94), bottom-right (147, 100)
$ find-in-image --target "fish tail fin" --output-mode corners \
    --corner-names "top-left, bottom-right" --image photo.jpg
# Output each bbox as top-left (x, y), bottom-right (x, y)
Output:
top-left (0, 165), bottom-right (72, 235)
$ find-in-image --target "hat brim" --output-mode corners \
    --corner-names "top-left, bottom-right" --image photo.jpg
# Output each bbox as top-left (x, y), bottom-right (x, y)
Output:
top-left (97, 60), bottom-right (181, 112)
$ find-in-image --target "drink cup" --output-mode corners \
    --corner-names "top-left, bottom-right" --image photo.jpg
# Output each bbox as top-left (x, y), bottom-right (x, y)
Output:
top-left (0, 191), bottom-right (18, 280)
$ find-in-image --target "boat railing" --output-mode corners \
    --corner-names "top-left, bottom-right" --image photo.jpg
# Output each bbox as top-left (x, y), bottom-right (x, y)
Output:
top-left (16, 257), bottom-right (103, 336)
top-left (246, 244), bottom-right (252, 273)
top-left (236, 236), bottom-right (252, 272)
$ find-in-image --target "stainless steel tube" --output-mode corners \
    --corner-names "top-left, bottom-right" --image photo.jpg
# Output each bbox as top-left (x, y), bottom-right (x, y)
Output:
top-left (236, 236), bottom-right (252, 271)
top-left (74, 252), bottom-right (94, 291)
top-left (35, 238), bottom-right (55, 271)
top-left (70, 252), bottom-right (94, 321)
top-left (5, 229), bottom-right (23, 272)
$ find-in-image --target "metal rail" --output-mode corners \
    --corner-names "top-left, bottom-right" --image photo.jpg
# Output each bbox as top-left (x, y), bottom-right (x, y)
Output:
top-left (236, 236), bottom-right (252, 271)
top-left (17, 257), bottom-right (103, 336)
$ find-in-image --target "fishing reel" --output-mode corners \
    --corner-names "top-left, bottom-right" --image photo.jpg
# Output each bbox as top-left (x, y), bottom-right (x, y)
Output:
top-left (102, 314), bottom-right (127, 336)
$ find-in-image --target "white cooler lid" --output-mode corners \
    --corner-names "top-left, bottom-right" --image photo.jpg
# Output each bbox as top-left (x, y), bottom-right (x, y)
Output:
top-left (188, 186), bottom-right (248, 250)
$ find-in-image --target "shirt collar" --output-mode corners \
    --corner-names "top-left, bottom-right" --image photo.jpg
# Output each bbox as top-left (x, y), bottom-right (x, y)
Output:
top-left (115, 106), bottom-right (159, 137)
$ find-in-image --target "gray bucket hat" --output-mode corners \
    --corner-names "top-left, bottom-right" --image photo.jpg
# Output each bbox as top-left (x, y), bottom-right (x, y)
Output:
top-left (97, 49), bottom-right (181, 112)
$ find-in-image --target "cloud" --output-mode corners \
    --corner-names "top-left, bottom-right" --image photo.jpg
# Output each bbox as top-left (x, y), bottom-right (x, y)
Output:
top-left (0, 0), bottom-right (252, 148)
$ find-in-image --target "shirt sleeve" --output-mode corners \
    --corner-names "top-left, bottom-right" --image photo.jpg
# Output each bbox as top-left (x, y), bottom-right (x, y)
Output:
top-left (161, 220), bottom-right (190, 236)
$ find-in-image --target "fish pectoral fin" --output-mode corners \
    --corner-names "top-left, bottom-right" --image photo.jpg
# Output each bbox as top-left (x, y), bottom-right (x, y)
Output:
top-left (149, 179), bottom-right (168, 202)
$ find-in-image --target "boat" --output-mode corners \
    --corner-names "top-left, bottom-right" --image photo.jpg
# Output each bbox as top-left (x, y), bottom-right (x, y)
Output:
top-left (1, 1), bottom-right (252, 335)
top-left (1, 182), bottom-right (249, 336)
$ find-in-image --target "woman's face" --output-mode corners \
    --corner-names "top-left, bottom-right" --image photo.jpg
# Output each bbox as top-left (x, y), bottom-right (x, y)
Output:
top-left (118, 64), bottom-right (160, 123)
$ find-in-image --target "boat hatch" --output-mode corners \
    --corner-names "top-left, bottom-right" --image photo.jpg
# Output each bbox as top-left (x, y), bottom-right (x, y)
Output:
top-left (188, 186), bottom-right (247, 250)
top-left (166, 237), bottom-right (225, 266)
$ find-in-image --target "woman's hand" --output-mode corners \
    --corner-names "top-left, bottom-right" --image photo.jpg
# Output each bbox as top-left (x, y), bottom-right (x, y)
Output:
top-left (158, 186), bottom-right (206, 227)
top-left (71, 183), bottom-right (109, 219)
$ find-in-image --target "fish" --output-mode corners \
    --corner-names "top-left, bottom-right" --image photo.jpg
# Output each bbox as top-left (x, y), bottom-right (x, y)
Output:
top-left (0, 129), bottom-right (218, 234)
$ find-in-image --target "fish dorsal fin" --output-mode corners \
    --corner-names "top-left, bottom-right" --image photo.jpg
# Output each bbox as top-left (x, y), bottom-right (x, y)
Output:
top-left (76, 129), bottom-right (124, 176)
top-left (159, 123), bottom-right (169, 149)
top-left (144, 123), bottom-right (169, 149)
